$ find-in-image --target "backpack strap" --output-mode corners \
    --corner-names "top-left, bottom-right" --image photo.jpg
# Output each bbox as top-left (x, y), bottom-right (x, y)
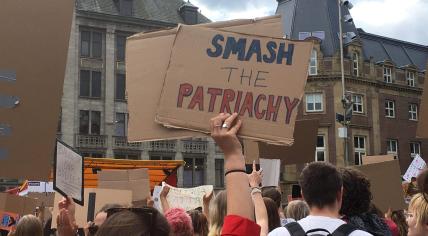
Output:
top-left (306, 228), bottom-right (332, 235)
top-left (332, 224), bottom-right (357, 236)
top-left (284, 222), bottom-right (307, 236)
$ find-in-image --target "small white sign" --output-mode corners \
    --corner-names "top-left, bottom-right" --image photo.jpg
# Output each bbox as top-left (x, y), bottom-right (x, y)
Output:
top-left (260, 158), bottom-right (281, 187)
top-left (403, 154), bottom-right (426, 182)
top-left (338, 127), bottom-right (347, 138)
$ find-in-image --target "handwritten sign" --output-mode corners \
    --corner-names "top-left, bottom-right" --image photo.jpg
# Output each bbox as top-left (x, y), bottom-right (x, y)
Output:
top-left (54, 140), bottom-right (84, 205)
top-left (163, 183), bottom-right (213, 211)
top-left (155, 25), bottom-right (312, 145)
top-left (403, 154), bottom-right (427, 182)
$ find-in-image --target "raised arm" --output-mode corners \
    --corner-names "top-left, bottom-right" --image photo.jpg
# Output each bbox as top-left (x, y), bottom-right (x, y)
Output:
top-left (160, 185), bottom-right (171, 213)
top-left (248, 161), bottom-right (268, 236)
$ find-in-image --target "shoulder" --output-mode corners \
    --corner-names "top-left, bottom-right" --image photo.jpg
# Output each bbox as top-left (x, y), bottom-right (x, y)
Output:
top-left (350, 229), bottom-right (373, 236)
top-left (268, 227), bottom-right (291, 236)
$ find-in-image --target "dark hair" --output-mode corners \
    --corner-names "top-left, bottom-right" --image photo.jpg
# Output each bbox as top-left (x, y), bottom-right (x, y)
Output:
top-left (98, 204), bottom-right (123, 215)
top-left (299, 162), bottom-right (342, 208)
top-left (391, 210), bottom-right (408, 236)
top-left (411, 177), bottom-right (417, 181)
top-left (368, 203), bottom-right (383, 218)
top-left (188, 210), bottom-right (208, 236)
top-left (417, 168), bottom-right (428, 195)
top-left (263, 198), bottom-right (281, 232)
top-left (262, 187), bottom-right (282, 209)
top-left (95, 208), bottom-right (169, 236)
top-left (339, 167), bottom-right (372, 216)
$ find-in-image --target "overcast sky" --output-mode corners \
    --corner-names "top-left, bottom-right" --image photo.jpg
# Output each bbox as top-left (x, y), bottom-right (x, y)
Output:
top-left (192, 0), bottom-right (428, 46)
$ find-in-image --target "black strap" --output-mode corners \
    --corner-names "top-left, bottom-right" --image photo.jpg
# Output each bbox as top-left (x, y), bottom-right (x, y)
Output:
top-left (306, 228), bottom-right (332, 235)
top-left (284, 222), bottom-right (306, 236)
top-left (332, 224), bottom-right (357, 236)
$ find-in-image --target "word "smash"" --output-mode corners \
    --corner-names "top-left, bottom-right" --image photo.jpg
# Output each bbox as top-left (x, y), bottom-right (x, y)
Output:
top-left (206, 34), bottom-right (295, 65)
top-left (177, 83), bottom-right (300, 124)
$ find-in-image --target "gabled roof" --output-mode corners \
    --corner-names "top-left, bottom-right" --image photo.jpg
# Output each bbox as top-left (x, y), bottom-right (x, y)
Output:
top-left (358, 29), bottom-right (428, 71)
top-left (76, 0), bottom-right (211, 25)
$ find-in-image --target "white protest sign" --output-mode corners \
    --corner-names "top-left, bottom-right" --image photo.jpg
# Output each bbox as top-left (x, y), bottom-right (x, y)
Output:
top-left (162, 182), bottom-right (213, 211)
top-left (403, 154), bottom-right (427, 182)
top-left (54, 140), bottom-right (84, 205)
top-left (260, 158), bottom-right (281, 187)
top-left (152, 186), bottom-right (163, 212)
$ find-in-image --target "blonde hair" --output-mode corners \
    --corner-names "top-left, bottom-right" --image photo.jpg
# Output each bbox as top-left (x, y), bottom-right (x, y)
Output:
top-left (208, 190), bottom-right (227, 236)
top-left (286, 200), bottom-right (309, 221)
top-left (409, 193), bottom-right (428, 226)
top-left (14, 215), bottom-right (43, 236)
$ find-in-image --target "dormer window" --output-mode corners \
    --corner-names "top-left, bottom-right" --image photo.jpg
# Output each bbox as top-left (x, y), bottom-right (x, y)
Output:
top-left (406, 71), bottom-right (416, 87)
top-left (383, 66), bottom-right (392, 83)
top-left (308, 49), bottom-right (318, 75)
top-left (352, 52), bottom-right (359, 76)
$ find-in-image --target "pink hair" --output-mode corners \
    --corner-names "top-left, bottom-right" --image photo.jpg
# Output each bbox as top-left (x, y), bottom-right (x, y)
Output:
top-left (165, 208), bottom-right (193, 236)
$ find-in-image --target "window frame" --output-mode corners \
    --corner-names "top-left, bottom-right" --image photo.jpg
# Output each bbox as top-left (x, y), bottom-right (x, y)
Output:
top-left (409, 103), bottom-right (418, 121)
top-left (80, 29), bottom-right (104, 59)
top-left (410, 142), bottom-right (421, 159)
top-left (115, 73), bottom-right (126, 101)
top-left (383, 66), bottom-right (392, 83)
top-left (351, 94), bottom-right (364, 114)
top-left (215, 159), bottom-right (225, 187)
top-left (79, 70), bottom-right (102, 99)
top-left (183, 156), bottom-right (206, 187)
top-left (79, 110), bottom-right (101, 135)
top-left (315, 135), bottom-right (326, 162)
top-left (305, 93), bottom-right (323, 113)
top-left (406, 71), bottom-right (416, 87)
top-left (114, 112), bottom-right (127, 137)
top-left (387, 139), bottom-right (398, 159)
top-left (385, 100), bottom-right (395, 118)
top-left (353, 136), bottom-right (366, 165)
top-left (308, 49), bottom-right (318, 76)
top-left (352, 52), bottom-right (359, 76)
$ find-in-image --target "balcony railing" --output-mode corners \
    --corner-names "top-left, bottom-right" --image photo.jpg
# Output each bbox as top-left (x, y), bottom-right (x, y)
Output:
top-left (182, 140), bottom-right (208, 154)
top-left (148, 140), bottom-right (177, 152)
top-left (112, 136), bottom-right (142, 150)
top-left (75, 134), bottom-right (107, 149)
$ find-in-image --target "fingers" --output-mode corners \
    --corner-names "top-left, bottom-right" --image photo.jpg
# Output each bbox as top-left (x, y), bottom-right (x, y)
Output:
top-left (223, 113), bottom-right (238, 129)
top-left (228, 117), bottom-right (242, 135)
top-left (252, 160), bottom-right (256, 172)
top-left (210, 113), bottom-right (231, 134)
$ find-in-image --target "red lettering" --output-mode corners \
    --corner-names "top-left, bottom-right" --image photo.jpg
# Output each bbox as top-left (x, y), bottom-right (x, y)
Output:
top-left (254, 94), bottom-right (266, 119)
top-left (207, 88), bottom-right (222, 112)
top-left (239, 92), bottom-right (254, 117)
top-left (220, 89), bottom-right (235, 113)
top-left (265, 95), bottom-right (282, 121)
top-left (177, 83), bottom-right (193, 108)
top-left (284, 96), bottom-right (300, 124)
top-left (234, 91), bottom-right (243, 113)
top-left (188, 86), bottom-right (204, 111)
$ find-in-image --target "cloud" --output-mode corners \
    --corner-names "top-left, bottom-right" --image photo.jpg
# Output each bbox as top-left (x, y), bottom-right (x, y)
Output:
top-left (191, 0), bottom-right (428, 45)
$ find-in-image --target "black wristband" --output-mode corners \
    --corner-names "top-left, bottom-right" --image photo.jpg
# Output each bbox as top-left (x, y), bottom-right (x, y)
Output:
top-left (224, 169), bottom-right (247, 176)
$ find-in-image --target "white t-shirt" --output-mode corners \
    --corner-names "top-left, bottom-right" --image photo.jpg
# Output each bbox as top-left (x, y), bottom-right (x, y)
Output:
top-left (268, 215), bottom-right (373, 236)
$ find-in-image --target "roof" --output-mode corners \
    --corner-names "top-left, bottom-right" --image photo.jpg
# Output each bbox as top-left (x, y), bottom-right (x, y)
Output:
top-left (76, 0), bottom-right (211, 25)
top-left (358, 29), bottom-right (428, 71)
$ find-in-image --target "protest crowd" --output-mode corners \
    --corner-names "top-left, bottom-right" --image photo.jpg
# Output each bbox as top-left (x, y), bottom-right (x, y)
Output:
top-left (2, 113), bottom-right (428, 236)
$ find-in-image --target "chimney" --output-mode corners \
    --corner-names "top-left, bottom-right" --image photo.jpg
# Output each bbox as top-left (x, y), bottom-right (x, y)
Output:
top-left (179, 1), bottom-right (199, 25)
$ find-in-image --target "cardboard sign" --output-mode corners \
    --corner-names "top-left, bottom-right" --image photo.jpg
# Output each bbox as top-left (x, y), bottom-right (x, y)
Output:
top-left (163, 183), bottom-right (213, 211)
top-left (0, 0), bottom-right (74, 180)
top-left (0, 193), bottom-right (40, 216)
top-left (417, 67), bottom-right (428, 138)
top-left (51, 189), bottom-right (132, 228)
top-left (155, 25), bottom-right (312, 145)
top-left (54, 140), bottom-right (84, 205)
top-left (356, 160), bottom-right (407, 212)
top-left (244, 119), bottom-right (319, 164)
top-left (97, 168), bottom-right (150, 202)
top-left (260, 159), bottom-right (281, 187)
top-left (126, 16), bottom-right (285, 142)
top-left (403, 154), bottom-right (427, 182)
top-left (362, 155), bottom-right (395, 165)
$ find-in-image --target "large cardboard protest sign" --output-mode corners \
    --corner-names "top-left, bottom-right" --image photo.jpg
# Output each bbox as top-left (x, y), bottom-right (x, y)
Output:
top-left (244, 119), bottom-right (319, 164)
top-left (97, 168), bottom-right (150, 202)
top-left (155, 25), bottom-right (312, 145)
top-left (52, 189), bottom-right (133, 228)
top-left (126, 16), bottom-right (285, 142)
top-left (362, 155), bottom-right (394, 165)
top-left (0, 0), bottom-right (74, 180)
top-left (0, 193), bottom-right (40, 216)
top-left (162, 183), bottom-right (213, 211)
top-left (417, 66), bottom-right (428, 138)
top-left (356, 160), bottom-right (407, 212)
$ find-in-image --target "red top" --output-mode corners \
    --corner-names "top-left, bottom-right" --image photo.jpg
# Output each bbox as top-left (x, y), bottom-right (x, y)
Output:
top-left (384, 219), bottom-right (399, 236)
top-left (221, 215), bottom-right (261, 236)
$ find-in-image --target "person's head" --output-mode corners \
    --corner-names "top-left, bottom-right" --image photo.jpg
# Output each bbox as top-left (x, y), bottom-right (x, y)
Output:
top-left (188, 210), bottom-right (208, 236)
top-left (411, 177), bottom-right (417, 183)
top-left (208, 190), bottom-right (227, 236)
top-left (14, 215), bottom-right (43, 236)
top-left (95, 207), bottom-right (170, 236)
top-left (339, 167), bottom-right (372, 216)
top-left (391, 210), bottom-right (408, 236)
top-left (262, 187), bottom-right (282, 210)
top-left (164, 208), bottom-right (193, 236)
top-left (94, 204), bottom-right (123, 226)
top-left (407, 193), bottom-right (428, 236)
top-left (263, 197), bottom-right (281, 232)
top-left (299, 162), bottom-right (343, 210)
top-left (286, 200), bottom-right (309, 221)
top-left (417, 168), bottom-right (428, 194)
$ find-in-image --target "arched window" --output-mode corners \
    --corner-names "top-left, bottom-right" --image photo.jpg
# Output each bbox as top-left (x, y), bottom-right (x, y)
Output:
top-left (308, 49), bottom-right (317, 75)
top-left (352, 52), bottom-right (359, 76)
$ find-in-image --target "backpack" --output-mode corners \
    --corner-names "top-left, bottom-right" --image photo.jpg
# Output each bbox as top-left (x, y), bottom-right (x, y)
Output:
top-left (284, 221), bottom-right (357, 236)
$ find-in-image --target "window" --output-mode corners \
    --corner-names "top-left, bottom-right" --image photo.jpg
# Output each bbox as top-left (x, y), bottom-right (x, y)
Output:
top-left (315, 135), bottom-right (326, 162)
top-left (306, 93), bottom-right (323, 112)
top-left (308, 49), bottom-right (317, 75)
top-left (79, 110), bottom-right (101, 135)
top-left (115, 74), bottom-right (126, 100)
top-left (409, 104), bottom-right (418, 121)
top-left (352, 52), bottom-right (359, 76)
top-left (57, 107), bottom-right (62, 133)
top-left (354, 136), bottom-right (366, 165)
top-left (383, 66), bottom-right (392, 83)
top-left (115, 113), bottom-right (127, 137)
top-left (385, 100), bottom-right (395, 118)
top-left (215, 159), bottom-right (224, 187)
top-left (114, 152), bottom-right (139, 160)
top-left (116, 35), bottom-right (126, 61)
top-left (410, 142), bottom-right (421, 158)
top-left (183, 157), bottom-right (205, 187)
top-left (407, 71), bottom-right (415, 87)
top-left (352, 94), bottom-right (363, 113)
top-left (150, 154), bottom-right (173, 160)
top-left (387, 139), bottom-right (398, 159)
top-left (80, 152), bottom-right (104, 158)
top-left (80, 70), bottom-right (101, 98)
top-left (80, 30), bottom-right (103, 58)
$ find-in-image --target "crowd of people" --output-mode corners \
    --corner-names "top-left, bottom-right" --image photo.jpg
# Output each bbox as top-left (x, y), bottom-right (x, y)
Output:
top-left (3, 113), bottom-right (428, 236)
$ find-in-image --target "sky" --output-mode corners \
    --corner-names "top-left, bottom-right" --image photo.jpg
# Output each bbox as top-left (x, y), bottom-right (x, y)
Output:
top-left (191, 0), bottom-right (428, 46)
